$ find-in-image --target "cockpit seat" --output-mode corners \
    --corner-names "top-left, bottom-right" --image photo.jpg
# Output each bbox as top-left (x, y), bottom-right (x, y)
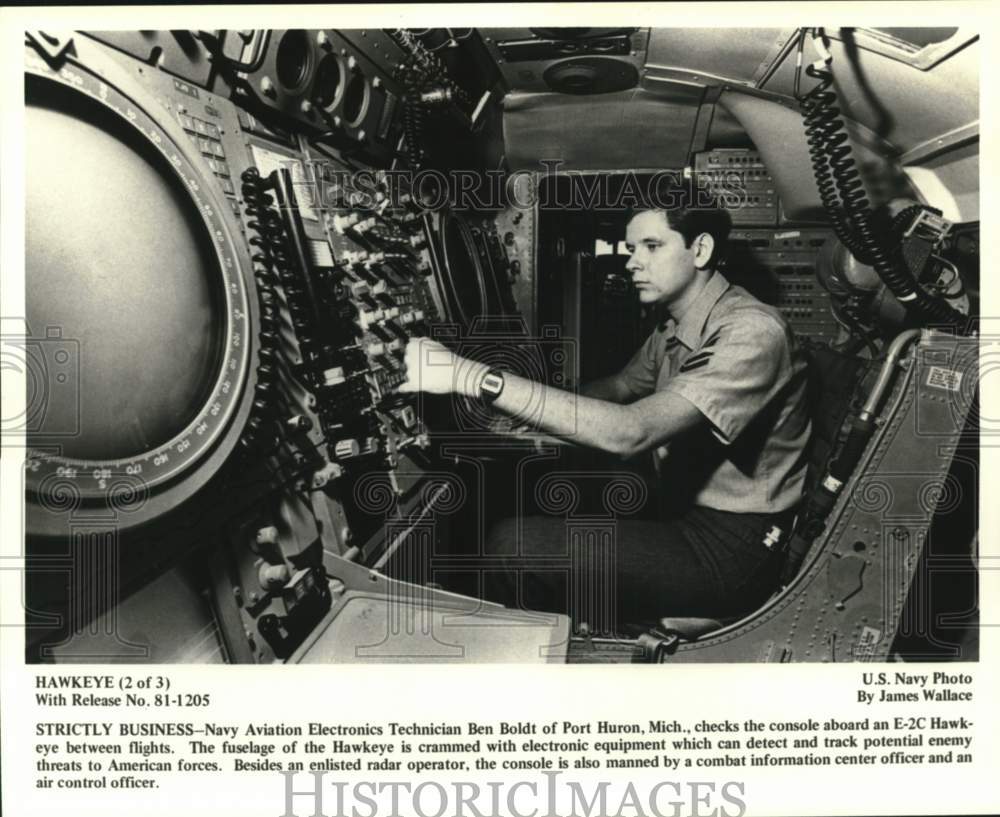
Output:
top-left (634, 339), bottom-right (874, 646)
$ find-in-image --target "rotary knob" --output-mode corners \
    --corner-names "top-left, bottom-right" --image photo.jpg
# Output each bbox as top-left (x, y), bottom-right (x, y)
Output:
top-left (332, 212), bottom-right (363, 234)
top-left (256, 526), bottom-right (280, 547)
top-left (286, 415), bottom-right (313, 433)
top-left (334, 439), bottom-right (361, 460)
top-left (354, 217), bottom-right (376, 235)
top-left (258, 562), bottom-right (291, 591)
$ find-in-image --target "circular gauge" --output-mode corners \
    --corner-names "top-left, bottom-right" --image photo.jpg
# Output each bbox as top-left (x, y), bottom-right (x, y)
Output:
top-left (314, 53), bottom-right (344, 110)
top-left (589, 39), bottom-right (620, 53)
top-left (26, 91), bottom-right (223, 461)
top-left (24, 46), bottom-right (256, 533)
top-left (275, 29), bottom-right (313, 92)
top-left (544, 57), bottom-right (639, 95)
top-left (342, 72), bottom-right (370, 126)
top-left (437, 213), bottom-right (489, 327)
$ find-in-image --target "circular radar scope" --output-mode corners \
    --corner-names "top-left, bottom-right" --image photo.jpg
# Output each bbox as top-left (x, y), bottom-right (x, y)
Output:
top-left (23, 44), bottom-right (258, 534)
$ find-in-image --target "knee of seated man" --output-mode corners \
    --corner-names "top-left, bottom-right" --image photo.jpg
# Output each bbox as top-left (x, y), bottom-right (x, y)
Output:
top-left (486, 516), bottom-right (571, 558)
top-left (485, 516), bottom-right (520, 556)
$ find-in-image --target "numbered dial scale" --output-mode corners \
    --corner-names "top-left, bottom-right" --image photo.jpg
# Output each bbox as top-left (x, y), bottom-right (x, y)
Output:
top-left (25, 43), bottom-right (259, 532)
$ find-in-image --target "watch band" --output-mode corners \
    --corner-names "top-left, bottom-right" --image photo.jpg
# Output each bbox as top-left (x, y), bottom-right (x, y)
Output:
top-left (479, 368), bottom-right (505, 404)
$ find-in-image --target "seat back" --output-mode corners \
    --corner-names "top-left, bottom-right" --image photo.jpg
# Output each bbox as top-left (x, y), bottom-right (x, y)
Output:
top-left (799, 339), bottom-right (874, 498)
top-left (640, 341), bottom-right (874, 646)
top-left (780, 340), bottom-right (875, 582)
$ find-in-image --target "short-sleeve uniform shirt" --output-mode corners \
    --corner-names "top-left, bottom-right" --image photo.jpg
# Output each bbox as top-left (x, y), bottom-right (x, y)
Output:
top-left (620, 272), bottom-right (811, 514)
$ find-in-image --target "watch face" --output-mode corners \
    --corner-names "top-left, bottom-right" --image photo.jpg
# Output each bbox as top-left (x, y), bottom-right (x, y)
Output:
top-left (481, 371), bottom-right (504, 400)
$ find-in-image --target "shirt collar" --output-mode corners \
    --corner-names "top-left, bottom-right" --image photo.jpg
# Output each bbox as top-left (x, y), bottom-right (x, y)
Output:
top-left (673, 271), bottom-right (730, 349)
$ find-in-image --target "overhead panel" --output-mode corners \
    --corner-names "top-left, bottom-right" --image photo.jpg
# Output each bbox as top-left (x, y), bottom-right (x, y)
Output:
top-left (761, 29), bottom-right (979, 155)
top-left (906, 141), bottom-right (979, 222)
top-left (835, 27), bottom-right (976, 70)
top-left (645, 28), bottom-right (794, 85)
top-left (503, 87), bottom-right (702, 171)
top-left (479, 28), bottom-right (649, 94)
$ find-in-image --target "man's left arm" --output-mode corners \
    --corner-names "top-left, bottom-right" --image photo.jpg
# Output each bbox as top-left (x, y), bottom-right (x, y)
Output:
top-left (399, 338), bottom-right (704, 456)
top-left (660, 315), bottom-right (791, 445)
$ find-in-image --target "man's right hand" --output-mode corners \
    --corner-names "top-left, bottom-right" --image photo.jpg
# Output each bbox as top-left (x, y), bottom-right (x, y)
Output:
top-left (398, 337), bottom-right (489, 398)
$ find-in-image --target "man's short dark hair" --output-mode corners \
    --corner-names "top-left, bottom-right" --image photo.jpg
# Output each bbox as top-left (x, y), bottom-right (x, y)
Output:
top-left (626, 181), bottom-right (732, 267)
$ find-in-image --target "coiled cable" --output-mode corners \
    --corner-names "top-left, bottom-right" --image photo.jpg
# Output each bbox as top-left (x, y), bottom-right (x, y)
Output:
top-left (794, 29), bottom-right (971, 333)
top-left (796, 31), bottom-right (870, 262)
top-left (389, 28), bottom-right (472, 170)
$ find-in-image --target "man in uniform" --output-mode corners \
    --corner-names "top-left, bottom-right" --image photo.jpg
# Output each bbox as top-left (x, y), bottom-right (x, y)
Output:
top-left (399, 192), bottom-right (811, 629)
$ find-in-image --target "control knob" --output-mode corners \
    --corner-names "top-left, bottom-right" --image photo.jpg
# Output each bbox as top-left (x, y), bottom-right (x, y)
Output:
top-left (334, 439), bottom-right (361, 460)
top-left (258, 562), bottom-right (292, 591)
top-left (286, 415), bottom-right (313, 433)
top-left (332, 212), bottom-right (363, 234)
top-left (256, 526), bottom-right (280, 548)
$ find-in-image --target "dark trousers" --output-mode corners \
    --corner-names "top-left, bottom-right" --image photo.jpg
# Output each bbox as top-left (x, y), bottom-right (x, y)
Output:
top-left (483, 505), bottom-right (791, 635)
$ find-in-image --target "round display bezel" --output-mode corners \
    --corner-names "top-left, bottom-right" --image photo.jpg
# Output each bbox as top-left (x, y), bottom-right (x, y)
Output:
top-left (24, 50), bottom-right (253, 506)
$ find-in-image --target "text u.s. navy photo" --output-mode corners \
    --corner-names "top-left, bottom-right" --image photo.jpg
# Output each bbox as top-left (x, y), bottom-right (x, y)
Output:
top-left (16, 26), bottom-right (979, 663)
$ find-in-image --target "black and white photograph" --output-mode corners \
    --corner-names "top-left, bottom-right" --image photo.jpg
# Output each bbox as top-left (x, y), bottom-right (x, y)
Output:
top-left (11, 22), bottom-right (983, 666)
top-left (3, 8), bottom-right (999, 817)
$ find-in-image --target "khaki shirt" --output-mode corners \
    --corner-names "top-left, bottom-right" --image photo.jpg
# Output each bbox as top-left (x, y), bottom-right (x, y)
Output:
top-left (620, 272), bottom-right (811, 514)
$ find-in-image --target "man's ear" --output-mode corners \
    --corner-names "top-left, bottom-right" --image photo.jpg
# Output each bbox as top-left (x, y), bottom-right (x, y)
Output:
top-left (693, 233), bottom-right (715, 269)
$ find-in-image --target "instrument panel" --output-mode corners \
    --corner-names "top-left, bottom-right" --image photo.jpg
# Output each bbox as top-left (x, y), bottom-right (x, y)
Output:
top-left (22, 27), bottom-right (972, 665)
top-left (232, 29), bottom-right (406, 163)
top-left (23, 30), bottom-right (463, 662)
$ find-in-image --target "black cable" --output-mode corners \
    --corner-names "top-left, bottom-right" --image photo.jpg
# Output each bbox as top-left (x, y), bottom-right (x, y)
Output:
top-left (796, 31), bottom-right (972, 334)
top-left (795, 33), bottom-right (871, 262)
top-left (792, 28), bottom-right (807, 100)
top-left (834, 302), bottom-right (880, 358)
top-left (388, 28), bottom-right (474, 170)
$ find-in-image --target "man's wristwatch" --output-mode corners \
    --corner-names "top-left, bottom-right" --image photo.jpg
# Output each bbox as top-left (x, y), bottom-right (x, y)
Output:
top-left (478, 368), bottom-right (505, 404)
